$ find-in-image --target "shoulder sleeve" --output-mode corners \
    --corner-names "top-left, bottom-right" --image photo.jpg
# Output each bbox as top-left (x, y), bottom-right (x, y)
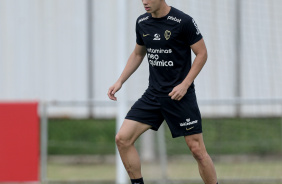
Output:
top-left (181, 17), bottom-right (203, 46)
top-left (136, 20), bottom-right (144, 46)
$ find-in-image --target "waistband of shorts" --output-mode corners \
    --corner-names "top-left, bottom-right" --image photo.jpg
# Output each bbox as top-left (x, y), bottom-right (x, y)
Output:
top-left (145, 87), bottom-right (195, 98)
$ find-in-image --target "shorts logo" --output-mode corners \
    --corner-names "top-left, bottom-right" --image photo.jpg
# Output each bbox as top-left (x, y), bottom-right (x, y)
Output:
top-left (186, 126), bottom-right (194, 131)
top-left (164, 30), bottom-right (171, 40)
top-left (153, 33), bottom-right (161, 40)
top-left (143, 34), bottom-right (150, 37)
top-left (180, 118), bottom-right (198, 127)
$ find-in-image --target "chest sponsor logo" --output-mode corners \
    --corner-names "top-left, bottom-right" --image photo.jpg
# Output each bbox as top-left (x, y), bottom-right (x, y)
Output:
top-left (180, 118), bottom-right (198, 127)
top-left (164, 30), bottom-right (171, 40)
top-left (138, 16), bottom-right (149, 23)
top-left (167, 16), bottom-right (181, 23)
top-left (147, 48), bottom-right (174, 67)
top-left (153, 33), bottom-right (161, 40)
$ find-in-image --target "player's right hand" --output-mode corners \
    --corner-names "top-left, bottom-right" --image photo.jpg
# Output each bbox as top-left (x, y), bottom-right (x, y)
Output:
top-left (107, 81), bottom-right (122, 101)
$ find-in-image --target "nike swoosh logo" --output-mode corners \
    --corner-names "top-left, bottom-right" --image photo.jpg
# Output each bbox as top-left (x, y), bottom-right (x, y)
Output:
top-left (143, 34), bottom-right (150, 37)
top-left (186, 127), bottom-right (194, 131)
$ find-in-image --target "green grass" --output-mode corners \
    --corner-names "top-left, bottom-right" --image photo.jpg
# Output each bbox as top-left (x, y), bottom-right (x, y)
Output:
top-left (48, 118), bottom-right (282, 155)
top-left (48, 119), bottom-right (116, 155)
top-left (165, 118), bottom-right (282, 155)
top-left (47, 157), bottom-right (282, 182)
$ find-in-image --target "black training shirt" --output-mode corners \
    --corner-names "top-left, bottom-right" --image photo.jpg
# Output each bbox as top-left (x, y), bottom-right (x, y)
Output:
top-left (136, 7), bottom-right (203, 97)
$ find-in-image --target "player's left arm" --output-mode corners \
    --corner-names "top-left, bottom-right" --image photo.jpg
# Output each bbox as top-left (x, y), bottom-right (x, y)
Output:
top-left (169, 38), bottom-right (207, 101)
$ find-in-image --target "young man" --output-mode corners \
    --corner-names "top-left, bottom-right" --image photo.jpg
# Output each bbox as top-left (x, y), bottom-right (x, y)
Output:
top-left (108, 0), bottom-right (218, 184)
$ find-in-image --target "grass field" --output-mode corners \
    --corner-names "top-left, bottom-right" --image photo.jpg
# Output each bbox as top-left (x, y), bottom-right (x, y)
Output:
top-left (45, 118), bottom-right (282, 183)
top-left (48, 118), bottom-right (282, 155)
top-left (47, 155), bottom-right (282, 183)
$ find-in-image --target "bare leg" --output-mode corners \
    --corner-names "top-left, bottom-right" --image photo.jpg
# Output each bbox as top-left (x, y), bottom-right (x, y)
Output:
top-left (185, 133), bottom-right (218, 184)
top-left (115, 119), bottom-right (152, 179)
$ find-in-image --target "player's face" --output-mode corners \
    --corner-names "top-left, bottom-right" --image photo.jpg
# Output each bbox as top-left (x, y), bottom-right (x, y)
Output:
top-left (142, 0), bottom-right (163, 13)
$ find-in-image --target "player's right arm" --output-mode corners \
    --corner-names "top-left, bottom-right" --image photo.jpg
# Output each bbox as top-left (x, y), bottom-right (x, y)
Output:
top-left (107, 44), bottom-right (146, 101)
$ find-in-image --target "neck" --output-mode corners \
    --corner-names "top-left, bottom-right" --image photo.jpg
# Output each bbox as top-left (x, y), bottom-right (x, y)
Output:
top-left (151, 3), bottom-right (171, 18)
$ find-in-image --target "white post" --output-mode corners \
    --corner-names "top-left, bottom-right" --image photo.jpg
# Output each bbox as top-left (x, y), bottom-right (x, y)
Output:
top-left (141, 131), bottom-right (156, 162)
top-left (40, 102), bottom-right (48, 182)
top-left (116, 97), bottom-right (128, 184)
top-left (116, 0), bottom-right (128, 184)
top-left (157, 124), bottom-right (168, 183)
top-left (280, 105), bottom-right (282, 152)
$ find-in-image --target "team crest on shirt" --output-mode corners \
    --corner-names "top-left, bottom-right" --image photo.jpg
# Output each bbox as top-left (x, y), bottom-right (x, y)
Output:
top-left (164, 30), bottom-right (171, 40)
top-left (153, 33), bottom-right (161, 40)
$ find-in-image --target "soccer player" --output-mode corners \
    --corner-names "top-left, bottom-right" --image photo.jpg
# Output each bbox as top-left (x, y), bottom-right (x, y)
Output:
top-left (107, 0), bottom-right (218, 184)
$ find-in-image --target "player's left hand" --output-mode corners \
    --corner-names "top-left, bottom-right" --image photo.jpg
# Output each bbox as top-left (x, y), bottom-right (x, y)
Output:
top-left (168, 83), bottom-right (189, 101)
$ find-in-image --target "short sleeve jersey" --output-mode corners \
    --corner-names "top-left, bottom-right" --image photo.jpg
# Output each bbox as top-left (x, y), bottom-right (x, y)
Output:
top-left (136, 7), bottom-right (203, 97)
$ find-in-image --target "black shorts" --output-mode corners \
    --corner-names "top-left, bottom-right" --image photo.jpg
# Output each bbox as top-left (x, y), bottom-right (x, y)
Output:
top-left (125, 89), bottom-right (202, 138)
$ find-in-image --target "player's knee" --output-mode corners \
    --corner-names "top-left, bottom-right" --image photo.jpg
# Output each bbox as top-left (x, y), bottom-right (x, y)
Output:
top-left (191, 147), bottom-right (206, 161)
top-left (115, 133), bottom-right (131, 148)
top-left (188, 141), bottom-right (207, 161)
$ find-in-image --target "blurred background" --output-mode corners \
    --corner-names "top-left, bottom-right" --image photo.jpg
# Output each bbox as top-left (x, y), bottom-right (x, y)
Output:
top-left (0, 0), bottom-right (282, 184)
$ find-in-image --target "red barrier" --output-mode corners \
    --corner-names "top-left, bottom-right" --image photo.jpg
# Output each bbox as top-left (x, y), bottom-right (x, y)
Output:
top-left (0, 102), bottom-right (39, 182)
